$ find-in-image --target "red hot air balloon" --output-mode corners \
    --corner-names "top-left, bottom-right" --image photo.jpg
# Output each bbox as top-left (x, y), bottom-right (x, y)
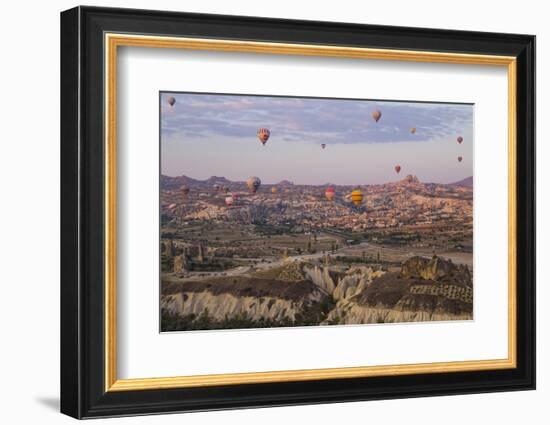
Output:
top-left (167, 96), bottom-right (176, 107)
top-left (246, 176), bottom-right (261, 193)
top-left (257, 128), bottom-right (270, 146)
top-left (321, 144), bottom-right (326, 149)
top-left (325, 187), bottom-right (335, 201)
top-left (395, 165), bottom-right (401, 174)
top-left (458, 156), bottom-right (463, 162)
top-left (372, 110), bottom-right (382, 123)
top-left (457, 136), bottom-right (463, 144)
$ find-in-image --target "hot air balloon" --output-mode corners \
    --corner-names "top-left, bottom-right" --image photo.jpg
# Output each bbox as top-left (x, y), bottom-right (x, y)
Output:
top-left (351, 189), bottom-right (364, 206)
top-left (257, 128), bottom-right (270, 146)
top-left (321, 143), bottom-right (326, 149)
top-left (325, 187), bottom-right (335, 201)
top-left (395, 165), bottom-right (401, 174)
top-left (458, 156), bottom-right (463, 162)
top-left (225, 196), bottom-right (234, 206)
top-left (372, 110), bottom-right (382, 123)
top-left (246, 176), bottom-right (261, 193)
top-left (213, 184), bottom-right (220, 191)
top-left (223, 186), bottom-right (229, 193)
top-left (167, 96), bottom-right (176, 107)
top-left (410, 127), bottom-right (416, 134)
top-left (180, 185), bottom-right (190, 194)
top-left (457, 136), bottom-right (463, 144)
top-left (271, 187), bottom-right (278, 194)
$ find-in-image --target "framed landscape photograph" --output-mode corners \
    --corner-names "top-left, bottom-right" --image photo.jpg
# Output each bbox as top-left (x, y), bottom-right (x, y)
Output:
top-left (61, 6), bottom-right (535, 419)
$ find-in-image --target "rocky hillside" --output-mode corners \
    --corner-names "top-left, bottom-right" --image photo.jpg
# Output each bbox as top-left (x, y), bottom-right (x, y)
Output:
top-left (161, 255), bottom-right (473, 331)
top-left (326, 256), bottom-right (472, 324)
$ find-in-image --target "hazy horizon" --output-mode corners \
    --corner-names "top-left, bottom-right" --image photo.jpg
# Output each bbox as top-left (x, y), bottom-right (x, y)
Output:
top-left (161, 92), bottom-right (473, 185)
top-left (161, 172), bottom-right (473, 187)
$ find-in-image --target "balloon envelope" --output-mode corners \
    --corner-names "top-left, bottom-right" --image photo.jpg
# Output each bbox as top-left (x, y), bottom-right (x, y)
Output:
top-left (246, 176), bottom-right (261, 193)
top-left (458, 156), bottom-right (463, 162)
top-left (167, 96), bottom-right (176, 106)
top-left (225, 196), bottom-right (234, 206)
top-left (457, 136), bottom-right (463, 144)
top-left (321, 143), bottom-right (326, 149)
top-left (257, 128), bottom-right (270, 145)
top-left (372, 110), bottom-right (382, 122)
top-left (180, 185), bottom-right (190, 194)
top-left (410, 127), bottom-right (416, 134)
top-left (351, 189), bottom-right (364, 206)
top-left (325, 187), bottom-right (335, 201)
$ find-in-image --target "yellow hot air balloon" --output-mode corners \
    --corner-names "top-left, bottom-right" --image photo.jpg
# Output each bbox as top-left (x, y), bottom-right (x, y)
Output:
top-left (410, 127), bottom-right (416, 134)
top-left (350, 189), bottom-right (363, 206)
top-left (271, 187), bottom-right (278, 194)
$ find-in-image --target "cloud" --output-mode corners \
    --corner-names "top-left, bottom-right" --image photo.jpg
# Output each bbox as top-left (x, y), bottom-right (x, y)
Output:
top-left (160, 93), bottom-right (472, 145)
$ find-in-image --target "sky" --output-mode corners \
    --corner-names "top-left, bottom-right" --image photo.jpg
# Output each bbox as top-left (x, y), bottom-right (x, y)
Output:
top-left (160, 92), bottom-right (473, 185)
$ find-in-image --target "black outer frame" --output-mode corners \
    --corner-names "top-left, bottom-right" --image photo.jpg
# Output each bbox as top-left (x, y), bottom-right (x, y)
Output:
top-left (60, 6), bottom-right (535, 419)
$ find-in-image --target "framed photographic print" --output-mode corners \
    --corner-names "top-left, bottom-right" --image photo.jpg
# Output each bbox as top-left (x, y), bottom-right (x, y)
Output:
top-left (60, 6), bottom-right (535, 419)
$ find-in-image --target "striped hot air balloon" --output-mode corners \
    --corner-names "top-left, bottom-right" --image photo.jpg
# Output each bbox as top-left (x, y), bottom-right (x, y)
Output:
top-left (257, 128), bottom-right (271, 146)
top-left (351, 189), bottom-right (364, 206)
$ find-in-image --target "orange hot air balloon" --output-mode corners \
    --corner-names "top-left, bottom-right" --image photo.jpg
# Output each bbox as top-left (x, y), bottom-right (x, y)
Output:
top-left (372, 110), bottom-right (382, 123)
top-left (257, 128), bottom-right (270, 146)
top-left (395, 165), bottom-right (401, 174)
top-left (225, 196), bottom-right (234, 206)
top-left (410, 127), bottom-right (416, 134)
top-left (167, 96), bottom-right (176, 107)
top-left (325, 187), bottom-right (335, 201)
top-left (351, 189), bottom-right (364, 206)
top-left (246, 176), bottom-right (261, 193)
top-left (271, 187), bottom-right (278, 194)
top-left (457, 136), bottom-right (463, 144)
top-left (180, 185), bottom-right (190, 194)
top-left (458, 156), bottom-right (463, 162)
top-left (321, 143), bottom-right (326, 149)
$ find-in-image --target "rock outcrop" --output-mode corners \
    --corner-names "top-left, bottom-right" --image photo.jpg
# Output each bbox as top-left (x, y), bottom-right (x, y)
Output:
top-left (161, 273), bottom-right (331, 330)
top-left (325, 256), bottom-right (473, 325)
top-left (401, 256), bottom-right (472, 286)
top-left (162, 255), bottom-right (472, 330)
